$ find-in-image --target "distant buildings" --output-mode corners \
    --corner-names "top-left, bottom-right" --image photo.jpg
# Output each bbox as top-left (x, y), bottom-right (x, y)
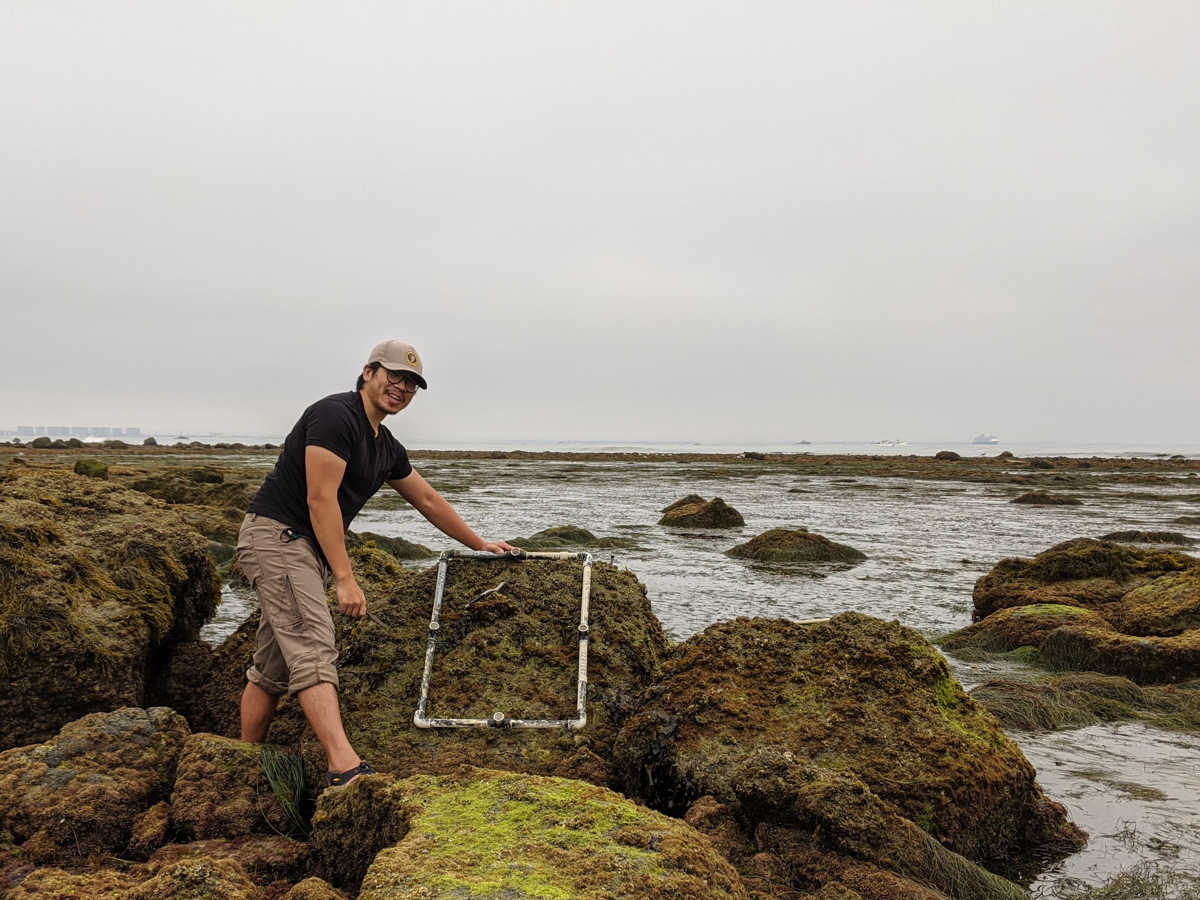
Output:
top-left (14, 425), bottom-right (143, 438)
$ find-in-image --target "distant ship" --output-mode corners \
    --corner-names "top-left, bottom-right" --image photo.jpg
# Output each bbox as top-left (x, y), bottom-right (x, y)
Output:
top-left (973, 434), bottom-right (1000, 445)
top-left (797, 440), bottom-right (811, 445)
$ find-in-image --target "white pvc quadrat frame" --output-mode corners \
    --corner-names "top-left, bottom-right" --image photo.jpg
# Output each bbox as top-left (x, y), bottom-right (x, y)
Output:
top-left (413, 548), bottom-right (593, 730)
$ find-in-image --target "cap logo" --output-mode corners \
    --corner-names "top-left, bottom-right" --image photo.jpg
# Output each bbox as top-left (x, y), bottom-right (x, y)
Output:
top-left (405, 350), bottom-right (420, 366)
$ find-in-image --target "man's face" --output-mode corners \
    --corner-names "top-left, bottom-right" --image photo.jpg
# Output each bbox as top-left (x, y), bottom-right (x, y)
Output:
top-left (362, 364), bottom-right (419, 416)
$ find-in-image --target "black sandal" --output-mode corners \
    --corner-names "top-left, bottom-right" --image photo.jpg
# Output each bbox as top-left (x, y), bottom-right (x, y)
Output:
top-left (327, 760), bottom-right (377, 787)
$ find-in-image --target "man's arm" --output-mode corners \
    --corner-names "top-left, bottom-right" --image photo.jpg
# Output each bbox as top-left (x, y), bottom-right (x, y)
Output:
top-left (387, 470), bottom-right (514, 553)
top-left (306, 445), bottom-right (366, 617)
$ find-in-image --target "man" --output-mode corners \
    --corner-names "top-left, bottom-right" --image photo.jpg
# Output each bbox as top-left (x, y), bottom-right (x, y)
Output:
top-left (236, 340), bottom-right (513, 787)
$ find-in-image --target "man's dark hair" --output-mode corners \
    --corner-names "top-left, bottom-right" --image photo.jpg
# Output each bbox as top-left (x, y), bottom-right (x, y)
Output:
top-left (356, 362), bottom-right (381, 392)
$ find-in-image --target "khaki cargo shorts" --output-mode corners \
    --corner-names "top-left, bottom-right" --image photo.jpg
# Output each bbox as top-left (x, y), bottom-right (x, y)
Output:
top-left (236, 513), bottom-right (339, 695)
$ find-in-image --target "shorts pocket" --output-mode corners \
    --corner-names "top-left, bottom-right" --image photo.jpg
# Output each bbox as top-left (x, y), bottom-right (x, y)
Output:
top-left (257, 573), bottom-right (304, 630)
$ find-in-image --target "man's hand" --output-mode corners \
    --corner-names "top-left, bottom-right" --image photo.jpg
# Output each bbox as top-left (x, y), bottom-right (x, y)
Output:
top-left (336, 574), bottom-right (367, 618)
top-left (479, 540), bottom-right (517, 554)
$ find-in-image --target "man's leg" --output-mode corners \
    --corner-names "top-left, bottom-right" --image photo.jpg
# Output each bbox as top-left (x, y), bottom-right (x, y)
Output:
top-left (240, 681), bottom-right (281, 743)
top-left (297, 682), bottom-right (360, 774)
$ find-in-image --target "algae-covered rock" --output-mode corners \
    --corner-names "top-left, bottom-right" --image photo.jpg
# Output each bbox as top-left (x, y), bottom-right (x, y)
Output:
top-left (169, 734), bottom-right (299, 840)
top-left (658, 496), bottom-right (745, 528)
top-left (972, 539), bottom-right (1197, 621)
top-left (5, 866), bottom-right (139, 897)
top-left (122, 857), bottom-right (262, 900)
top-left (1037, 623), bottom-right (1200, 684)
top-left (934, 450), bottom-right (962, 461)
top-left (726, 528), bottom-right (866, 565)
top-left (191, 549), bottom-right (668, 788)
top-left (311, 768), bottom-right (749, 898)
top-left (505, 524), bottom-right (641, 550)
top-left (1011, 491), bottom-right (1080, 505)
top-left (941, 604), bottom-right (1113, 655)
top-left (0, 468), bottom-right (221, 750)
top-left (282, 878), bottom-right (347, 900)
top-left (0, 707), bottom-right (190, 863)
top-left (73, 458), bottom-right (108, 479)
top-left (344, 530), bottom-right (435, 560)
top-left (720, 751), bottom-right (1030, 900)
top-left (613, 614), bottom-right (1082, 884)
top-left (147, 836), bottom-right (310, 889)
top-left (1102, 570), bottom-right (1200, 637)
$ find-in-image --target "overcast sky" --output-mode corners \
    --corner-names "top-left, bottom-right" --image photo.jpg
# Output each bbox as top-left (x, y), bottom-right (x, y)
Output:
top-left (2, 2), bottom-right (1197, 445)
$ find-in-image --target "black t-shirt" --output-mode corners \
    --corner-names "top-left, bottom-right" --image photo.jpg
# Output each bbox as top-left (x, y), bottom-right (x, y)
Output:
top-left (248, 391), bottom-right (413, 538)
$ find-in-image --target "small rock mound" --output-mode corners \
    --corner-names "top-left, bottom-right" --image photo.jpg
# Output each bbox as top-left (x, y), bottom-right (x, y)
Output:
top-left (1012, 491), bottom-right (1081, 505)
top-left (726, 528), bottom-right (866, 564)
top-left (506, 524), bottom-right (641, 550)
top-left (934, 450), bottom-right (962, 461)
top-left (1029, 459), bottom-right (1055, 470)
top-left (73, 458), bottom-right (109, 479)
top-left (312, 769), bottom-right (749, 899)
top-left (658, 496), bottom-right (745, 528)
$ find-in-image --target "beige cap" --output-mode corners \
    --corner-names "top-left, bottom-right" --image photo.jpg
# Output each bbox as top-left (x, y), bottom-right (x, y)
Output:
top-left (366, 340), bottom-right (427, 389)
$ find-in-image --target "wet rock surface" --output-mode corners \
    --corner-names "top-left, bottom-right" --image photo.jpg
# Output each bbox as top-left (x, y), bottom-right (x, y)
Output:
top-left (658, 495), bottom-right (746, 528)
top-left (312, 768), bottom-right (750, 899)
top-left (612, 614), bottom-right (1080, 895)
top-left (1011, 491), bottom-right (1081, 505)
top-left (0, 707), bottom-right (190, 864)
top-left (504, 524), bottom-right (641, 550)
top-left (726, 527), bottom-right (866, 565)
top-left (0, 468), bottom-right (221, 750)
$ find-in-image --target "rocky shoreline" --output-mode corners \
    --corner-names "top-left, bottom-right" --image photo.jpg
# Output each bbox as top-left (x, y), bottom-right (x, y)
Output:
top-left (2, 454), bottom-right (1198, 898)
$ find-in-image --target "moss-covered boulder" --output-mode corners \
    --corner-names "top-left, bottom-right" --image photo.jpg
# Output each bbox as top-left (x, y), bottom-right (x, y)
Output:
top-left (3, 866), bottom-right (141, 897)
top-left (1036, 623), bottom-right (1200, 684)
top-left (190, 548), bottom-right (668, 788)
top-left (505, 524), bottom-right (641, 550)
top-left (282, 878), bottom-right (347, 900)
top-left (726, 528), bottom-right (866, 565)
top-left (693, 751), bottom-right (1030, 900)
top-left (170, 734), bottom-right (301, 841)
top-left (0, 707), bottom-right (190, 864)
top-left (344, 530), bottom-right (435, 560)
top-left (73, 458), bottom-right (108, 479)
top-left (612, 615), bottom-right (1082, 893)
top-left (658, 496), bottom-right (745, 528)
top-left (941, 604), bottom-right (1113, 655)
top-left (311, 768), bottom-right (749, 898)
top-left (123, 857), bottom-right (262, 900)
top-left (1102, 570), bottom-right (1200, 636)
top-left (0, 468), bottom-right (220, 750)
top-left (1011, 491), bottom-right (1080, 505)
top-left (146, 836), bottom-right (310, 890)
top-left (972, 539), bottom-right (1197, 621)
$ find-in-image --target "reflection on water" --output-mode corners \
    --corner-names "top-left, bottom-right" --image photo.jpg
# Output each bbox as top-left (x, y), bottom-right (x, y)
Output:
top-left (206, 456), bottom-right (1200, 888)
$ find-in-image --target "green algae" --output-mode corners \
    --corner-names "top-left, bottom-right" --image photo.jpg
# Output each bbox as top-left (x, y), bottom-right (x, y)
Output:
top-left (314, 769), bottom-right (749, 899)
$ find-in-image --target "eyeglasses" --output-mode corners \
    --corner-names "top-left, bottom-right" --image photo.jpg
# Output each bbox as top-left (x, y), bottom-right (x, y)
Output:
top-left (383, 368), bottom-right (422, 391)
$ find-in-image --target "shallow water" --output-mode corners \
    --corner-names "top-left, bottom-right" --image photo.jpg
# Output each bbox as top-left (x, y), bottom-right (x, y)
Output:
top-left (203, 456), bottom-right (1200, 888)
